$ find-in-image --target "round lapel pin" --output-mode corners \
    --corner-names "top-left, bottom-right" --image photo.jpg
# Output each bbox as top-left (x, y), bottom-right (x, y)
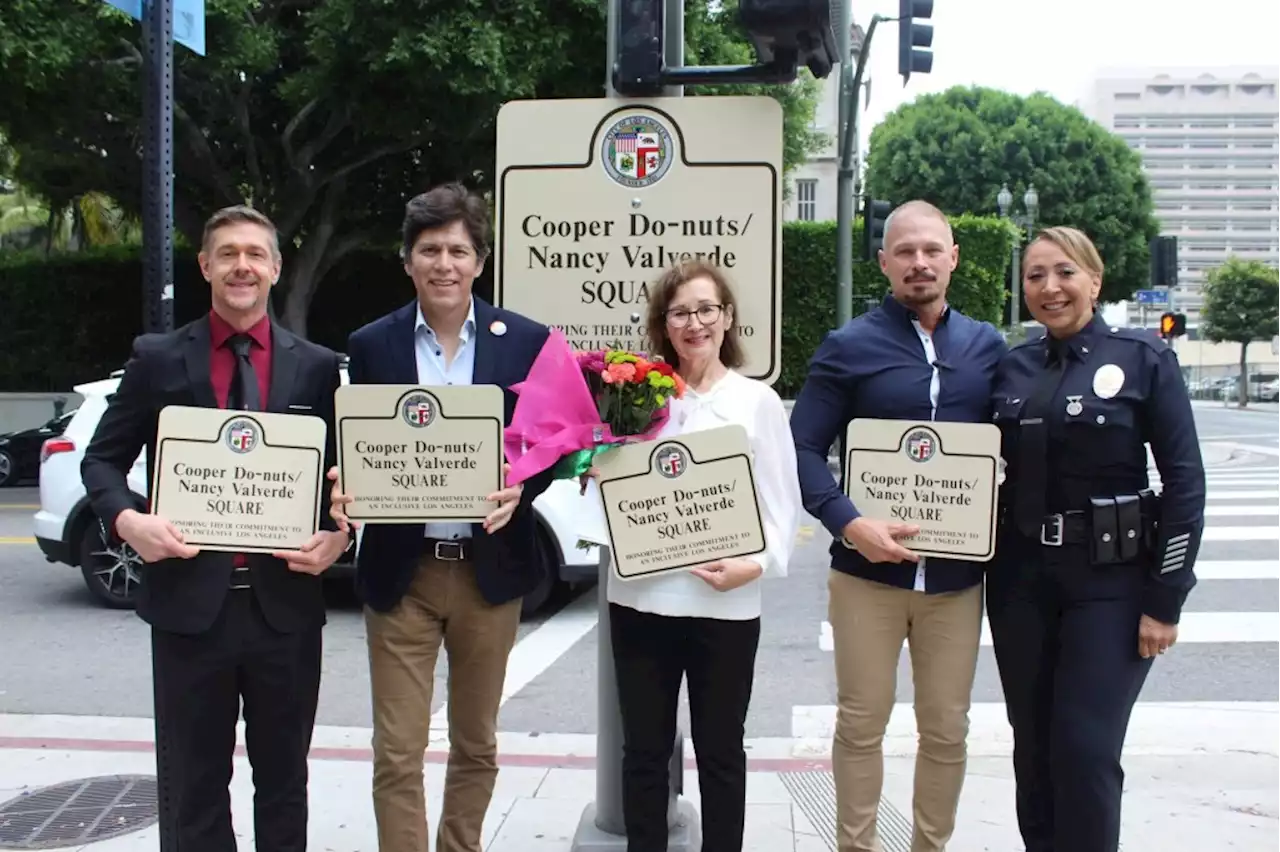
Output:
top-left (490, 320), bottom-right (507, 337)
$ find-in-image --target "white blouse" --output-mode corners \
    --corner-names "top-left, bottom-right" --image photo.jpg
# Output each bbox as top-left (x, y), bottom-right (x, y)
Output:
top-left (605, 369), bottom-right (803, 621)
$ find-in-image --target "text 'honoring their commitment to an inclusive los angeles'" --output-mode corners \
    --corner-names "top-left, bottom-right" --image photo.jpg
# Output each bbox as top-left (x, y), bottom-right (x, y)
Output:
top-left (334, 384), bottom-right (505, 524)
top-left (151, 406), bottom-right (327, 552)
top-left (595, 424), bottom-right (767, 581)
top-left (843, 418), bottom-right (1002, 561)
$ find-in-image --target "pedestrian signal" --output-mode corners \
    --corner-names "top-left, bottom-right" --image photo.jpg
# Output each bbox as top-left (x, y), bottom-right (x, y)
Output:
top-left (863, 197), bottom-right (892, 260)
top-left (1159, 312), bottom-right (1186, 339)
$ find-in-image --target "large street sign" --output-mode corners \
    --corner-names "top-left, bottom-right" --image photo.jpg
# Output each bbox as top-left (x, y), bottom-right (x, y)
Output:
top-left (494, 96), bottom-right (784, 385)
top-left (103, 0), bottom-right (205, 55)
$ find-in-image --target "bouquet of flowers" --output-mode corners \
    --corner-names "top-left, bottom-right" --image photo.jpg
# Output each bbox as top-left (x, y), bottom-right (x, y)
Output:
top-left (503, 329), bottom-right (686, 546)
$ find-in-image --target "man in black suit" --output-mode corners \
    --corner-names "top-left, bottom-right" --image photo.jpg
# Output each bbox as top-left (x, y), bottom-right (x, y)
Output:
top-left (81, 205), bottom-right (351, 851)
top-left (327, 183), bottom-right (556, 852)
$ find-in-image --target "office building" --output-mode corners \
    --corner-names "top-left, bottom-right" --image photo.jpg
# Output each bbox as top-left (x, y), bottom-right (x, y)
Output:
top-left (1081, 67), bottom-right (1279, 330)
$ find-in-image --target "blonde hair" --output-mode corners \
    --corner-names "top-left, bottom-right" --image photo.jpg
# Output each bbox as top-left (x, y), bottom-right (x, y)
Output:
top-left (1028, 226), bottom-right (1104, 281)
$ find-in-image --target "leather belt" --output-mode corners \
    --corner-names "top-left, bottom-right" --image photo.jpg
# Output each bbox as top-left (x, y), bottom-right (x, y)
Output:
top-left (424, 537), bottom-right (471, 561)
top-left (1036, 511), bottom-right (1089, 547)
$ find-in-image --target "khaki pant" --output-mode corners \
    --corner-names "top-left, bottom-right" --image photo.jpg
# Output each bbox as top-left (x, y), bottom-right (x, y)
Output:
top-left (828, 571), bottom-right (983, 852)
top-left (365, 556), bottom-right (521, 852)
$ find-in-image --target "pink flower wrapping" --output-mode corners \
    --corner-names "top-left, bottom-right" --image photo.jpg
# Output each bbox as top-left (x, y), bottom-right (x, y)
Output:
top-left (502, 329), bottom-right (673, 486)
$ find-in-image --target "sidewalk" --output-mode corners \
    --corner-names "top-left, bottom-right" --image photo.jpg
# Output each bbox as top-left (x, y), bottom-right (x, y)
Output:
top-left (1, 714), bottom-right (1275, 851)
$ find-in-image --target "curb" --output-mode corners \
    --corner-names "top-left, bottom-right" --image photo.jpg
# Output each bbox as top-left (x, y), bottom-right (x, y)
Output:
top-left (0, 735), bottom-right (833, 773)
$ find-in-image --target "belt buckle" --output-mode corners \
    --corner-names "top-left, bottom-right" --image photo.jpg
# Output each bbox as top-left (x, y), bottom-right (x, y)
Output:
top-left (434, 540), bottom-right (464, 561)
top-left (230, 567), bottom-right (251, 590)
top-left (1040, 514), bottom-right (1064, 547)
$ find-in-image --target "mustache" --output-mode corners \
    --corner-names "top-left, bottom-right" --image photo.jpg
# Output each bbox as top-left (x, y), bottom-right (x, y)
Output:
top-left (905, 272), bottom-right (937, 283)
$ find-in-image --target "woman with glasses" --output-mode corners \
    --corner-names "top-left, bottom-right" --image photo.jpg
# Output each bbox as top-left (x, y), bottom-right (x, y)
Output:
top-left (586, 260), bottom-right (802, 852)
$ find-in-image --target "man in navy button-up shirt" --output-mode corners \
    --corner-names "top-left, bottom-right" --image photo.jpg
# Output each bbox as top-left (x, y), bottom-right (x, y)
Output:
top-left (790, 200), bottom-right (1006, 852)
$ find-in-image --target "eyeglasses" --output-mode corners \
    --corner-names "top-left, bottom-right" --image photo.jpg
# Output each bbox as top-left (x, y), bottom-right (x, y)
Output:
top-left (666, 304), bottom-right (724, 328)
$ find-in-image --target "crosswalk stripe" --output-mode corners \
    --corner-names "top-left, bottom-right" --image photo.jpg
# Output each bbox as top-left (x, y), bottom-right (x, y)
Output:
top-left (1202, 505), bottom-right (1279, 516)
top-left (1195, 560), bottom-right (1280, 580)
top-left (1204, 491), bottom-right (1278, 500)
top-left (1202, 525), bottom-right (1279, 540)
top-left (818, 611), bottom-right (1278, 651)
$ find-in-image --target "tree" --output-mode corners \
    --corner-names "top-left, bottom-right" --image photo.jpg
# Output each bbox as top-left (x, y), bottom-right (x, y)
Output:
top-left (862, 85), bottom-right (1161, 306)
top-left (0, 0), bottom-right (823, 336)
top-left (1201, 257), bottom-right (1279, 408)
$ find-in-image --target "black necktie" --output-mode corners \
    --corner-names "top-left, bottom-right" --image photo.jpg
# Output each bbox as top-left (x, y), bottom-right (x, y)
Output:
top-left (1014, 342), bottom-right (1068, 538)
top-left (226, 334), bottom-right (261, 411)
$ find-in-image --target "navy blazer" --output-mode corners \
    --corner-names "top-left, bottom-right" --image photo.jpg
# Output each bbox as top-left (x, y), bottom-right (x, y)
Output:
top-left (790, 294), bottom-right (1007, 593)
top-left (346, 297), bottom-right (556, 610)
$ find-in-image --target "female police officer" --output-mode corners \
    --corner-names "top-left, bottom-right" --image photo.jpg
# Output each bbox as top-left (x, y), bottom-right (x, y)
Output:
top-left (988, 225), bottom-right (1206, 852)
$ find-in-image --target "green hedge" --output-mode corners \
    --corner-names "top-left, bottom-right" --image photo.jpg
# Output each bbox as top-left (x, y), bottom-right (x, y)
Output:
top-left (0, 216), bottom-right (1013, 397)
top-left (776, 213), bottom-right (1014, 394)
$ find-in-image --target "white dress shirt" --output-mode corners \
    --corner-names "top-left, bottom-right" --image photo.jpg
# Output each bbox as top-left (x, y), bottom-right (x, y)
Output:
top-left (909, 316), bottom-right (941, 592)
top-left (414, 299), bottom-right (476, 542)
top-left (606, 369), bottom-right (803, 621)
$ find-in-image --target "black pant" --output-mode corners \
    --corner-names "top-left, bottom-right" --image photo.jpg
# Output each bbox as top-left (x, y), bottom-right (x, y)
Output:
top-left (609, 603), bottom-right (760, 852)
top-left (151, 588), bottom-right (323, 852)
top-left (985, 542), bottom-right (1154, 852)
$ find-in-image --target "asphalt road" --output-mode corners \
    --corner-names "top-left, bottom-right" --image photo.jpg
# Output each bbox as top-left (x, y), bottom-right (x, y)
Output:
top-left (0, 405), bottom-right (1275, 740)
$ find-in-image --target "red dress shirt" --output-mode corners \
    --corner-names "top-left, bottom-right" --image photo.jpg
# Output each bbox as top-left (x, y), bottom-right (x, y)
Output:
top-left (209, 311), bottom-right (272, 409)
top-left (209, 311), bottom-right (272, 568)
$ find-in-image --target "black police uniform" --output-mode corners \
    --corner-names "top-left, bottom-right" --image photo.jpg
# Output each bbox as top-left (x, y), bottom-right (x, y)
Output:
top-left (987, 312), bottom-right (1206, 852)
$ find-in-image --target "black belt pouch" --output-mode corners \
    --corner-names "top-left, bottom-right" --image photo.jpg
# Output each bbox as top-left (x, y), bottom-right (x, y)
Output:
top-left (1089, 496), bottom-right (1119, 564)
top-left (1113, 494), bottom-right (1142, 561)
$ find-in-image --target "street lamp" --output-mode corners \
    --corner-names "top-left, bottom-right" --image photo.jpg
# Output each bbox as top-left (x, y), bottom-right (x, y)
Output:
top-left (996, 182), bottom-right (1038, 332)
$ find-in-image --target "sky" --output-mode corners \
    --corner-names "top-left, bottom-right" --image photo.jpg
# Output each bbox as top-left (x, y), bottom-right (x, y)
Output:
top-left (849, 0), bottom-right (1280, 150)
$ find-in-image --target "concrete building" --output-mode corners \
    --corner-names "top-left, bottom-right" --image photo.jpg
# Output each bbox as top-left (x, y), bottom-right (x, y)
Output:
top-left (782, 68), bottom-right (840, 222)
top-left (781, 24), bottom-right (865, 223)
top-left (1080, 67), bottom-right (1280, 330)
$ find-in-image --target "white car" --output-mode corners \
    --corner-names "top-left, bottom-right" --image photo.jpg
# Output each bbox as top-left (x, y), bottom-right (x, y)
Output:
top-left (32, 365), bottom-right (601, 617)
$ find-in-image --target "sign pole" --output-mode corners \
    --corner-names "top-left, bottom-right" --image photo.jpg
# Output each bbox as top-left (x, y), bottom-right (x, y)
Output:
top-left (141, 0), bottom-right (175, 334)
top-left (570, 3), bottom-right (699, 848)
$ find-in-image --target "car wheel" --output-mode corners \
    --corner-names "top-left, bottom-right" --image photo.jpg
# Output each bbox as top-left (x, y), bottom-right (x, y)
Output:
top-left (79, 518), bottom-right (141, 609)
top-left (521, 527), bottom-right (561, 618)
top-left (0, 450), bottom-right (13, 487)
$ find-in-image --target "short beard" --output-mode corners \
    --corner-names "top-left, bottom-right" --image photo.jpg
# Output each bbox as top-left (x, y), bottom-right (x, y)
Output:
top-left (899, 283), bottom-right (940, 307)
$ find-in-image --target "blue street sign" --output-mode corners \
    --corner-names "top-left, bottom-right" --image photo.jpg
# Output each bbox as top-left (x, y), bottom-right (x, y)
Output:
top-left (1136, 289), bottom-right (1169, 305)
top-left (103, 0), bottom-right (205, 56)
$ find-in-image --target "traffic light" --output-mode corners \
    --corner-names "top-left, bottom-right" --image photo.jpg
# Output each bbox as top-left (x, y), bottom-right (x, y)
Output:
top-left (1149, 235), bottom-right (1178, 289)
top-left (897, 0), bottom-right (934, 84)
top-left (1159, 311), bottom-right (1187, 340)
top-left (863, 197), bottom-right (892, 259)
top-left (739, 0), bottom-right (839, 79)
top-left (614, 0), bottom-right (664, 96)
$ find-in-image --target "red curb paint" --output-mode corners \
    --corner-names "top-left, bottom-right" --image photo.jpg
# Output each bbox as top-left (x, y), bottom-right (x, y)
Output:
top-left (0, 737), bottom-right (833, 773)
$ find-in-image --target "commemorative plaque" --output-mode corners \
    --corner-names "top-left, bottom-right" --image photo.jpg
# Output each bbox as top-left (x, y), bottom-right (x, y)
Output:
top-left (843, 419), bottom-right (1002, 561)
top-left (335, 385), bottom-right (505, 523)
top-left (595, 424), bottom-right (766, 581)
top-left (150, 406), bottom-right (326, 552)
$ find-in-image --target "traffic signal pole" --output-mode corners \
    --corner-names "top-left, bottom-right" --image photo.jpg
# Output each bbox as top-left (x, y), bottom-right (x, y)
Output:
top-left (142, 0), bottom-right (175, 335)
top-left (571, 4), bottom-right (698, 849)
top-left (836, 9), bottom-right (885, 328)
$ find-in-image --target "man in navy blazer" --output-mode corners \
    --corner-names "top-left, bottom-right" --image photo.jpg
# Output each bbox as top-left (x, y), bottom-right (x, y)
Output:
top-left (332, 183), bottom-right (556, 852)
top-left (790, 200), bottom-right (1007, 852)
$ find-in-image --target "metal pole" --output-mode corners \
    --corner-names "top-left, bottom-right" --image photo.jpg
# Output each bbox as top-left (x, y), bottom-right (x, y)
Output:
top-left (592, 545), bottom-right (625, 834)
top-left (836, 12), bottom-right (882, 329)
top-left (835, 0), bottom-right (853, 328)
top-left (662, 0), bottom-right (683, 97)
top-left (1010, 242), bottom-right (1021, 331)
top-left (142, 0), bottom-right (175, 334)
top-left (572, 3), bottom-right (698, 848)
